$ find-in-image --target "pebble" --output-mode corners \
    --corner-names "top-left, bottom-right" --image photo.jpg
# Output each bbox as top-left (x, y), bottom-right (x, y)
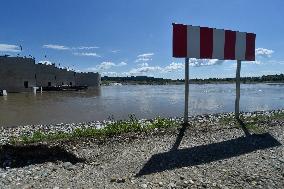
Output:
top-left (189, 179), bottom-right (194, 184)
top-left (22, 184), bottom-right (32, 189)
top-left (0, 109), bottom-right (283, 188)
top-left (116, 178), bottom-right (126, 183)
top-left (140, 183), bottom-right (147, 188)
top-left (168, 182), bottom-right (176, 188)
top-left (62, 162), bottom-right (76, 171)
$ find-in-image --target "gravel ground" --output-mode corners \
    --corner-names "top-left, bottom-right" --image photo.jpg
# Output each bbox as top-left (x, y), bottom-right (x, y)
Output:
top-left (0, 110), bottom-right (283, 189)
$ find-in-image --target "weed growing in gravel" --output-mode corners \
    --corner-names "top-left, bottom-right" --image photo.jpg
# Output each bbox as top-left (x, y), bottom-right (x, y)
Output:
top-left (219, 111), bottom-right (284, 133)
top-left (11, 115), bottom-right (180, 144)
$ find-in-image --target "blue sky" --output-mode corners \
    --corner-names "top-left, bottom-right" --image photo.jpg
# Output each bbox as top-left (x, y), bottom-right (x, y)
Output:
top-left (0, 0), bottom-right (283, 79)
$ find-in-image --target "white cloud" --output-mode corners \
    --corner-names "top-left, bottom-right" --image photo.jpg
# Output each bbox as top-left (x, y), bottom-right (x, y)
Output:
top-left (138, 62), bottom-right (149, 67)
top-left (137, 53), bottom-right (154, 58)
top-left (188, 58), bottom-right (224, 67)
top-left (73, 52), bottom-right (101, 57)
top-left (101, 71), bottom-right (118, 76)
top-left (135, 57), bottom-right (152, 62)
top-left (75, 46), bottom-right (99, 50)
top-left (87, 61), bottom-right (127, 71)
top-left (111, 49), bottom-right (120, 53)
top-left (0, 44), bottom-right (21, 52)
top-left (43, 44), bottom-right (70, 50)
top-left (43, 44), bottom-right (100, 51)
top-left (164, 62), bottom-right (184, 72)
top-left (245, 60), bottom-right (261, 64)
top-left (97, 62), bottom-right (116, 70)
top-left (135, 53), bottom-right (154, 62)
top-left (103, 59), bottom-right (224, 76)
top-left (38, 60), bottom-right (53, 65)
top-left (255, 48), bottom-right (274, 58)
top-left (129, 66), bottom-right (162, 75)
top-left (117, 61), bottom-right (127, 66)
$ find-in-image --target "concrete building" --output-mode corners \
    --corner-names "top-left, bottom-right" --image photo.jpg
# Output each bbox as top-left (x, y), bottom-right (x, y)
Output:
top-left (0, 56), bottom-right (101, 92)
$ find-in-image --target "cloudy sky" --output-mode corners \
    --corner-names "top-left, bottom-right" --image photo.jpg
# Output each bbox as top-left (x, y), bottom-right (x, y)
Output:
top-left (0, 0), bottom-right (283, 79)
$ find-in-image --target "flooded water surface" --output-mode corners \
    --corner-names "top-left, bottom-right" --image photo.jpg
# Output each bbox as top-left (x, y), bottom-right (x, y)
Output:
top-left (1, 84), bottom-right (284, 127)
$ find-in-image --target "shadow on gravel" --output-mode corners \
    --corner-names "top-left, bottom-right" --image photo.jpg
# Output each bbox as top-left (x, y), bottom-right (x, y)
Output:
top-left (0, 144), bottom-right (84, 168)
top-left (171, 123), bottom-right (188, 151)
top-left (136, 133), bottom-right (281, 176)
top-left (237, 118), bottom-right (251, 136)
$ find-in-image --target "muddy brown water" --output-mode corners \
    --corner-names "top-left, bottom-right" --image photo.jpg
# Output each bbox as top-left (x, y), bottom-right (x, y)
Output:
top-left (1, 84), bottom-right (284, 128)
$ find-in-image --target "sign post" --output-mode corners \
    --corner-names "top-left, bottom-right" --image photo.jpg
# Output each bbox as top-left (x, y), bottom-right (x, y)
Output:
top-left (172, 23), bottom-right (255, 123)
top-left (235, 60), bottom-right (241, 119)
top-left (184, 58), bottom-right (189, 124)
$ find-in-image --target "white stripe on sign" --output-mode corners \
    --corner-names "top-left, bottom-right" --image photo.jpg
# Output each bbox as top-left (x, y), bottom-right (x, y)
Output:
top-left (187, 25), bottom-right (200, 58)
top-left (212, 29), bottom-right (225, 59)
top-left (235, 32), bottom-right (246, 60)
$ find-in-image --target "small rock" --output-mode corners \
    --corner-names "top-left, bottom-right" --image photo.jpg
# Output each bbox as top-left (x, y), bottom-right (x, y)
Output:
top-left (140, 183), bottom-right (147, 188)
top-left (168, 182), bottom-right (176, 188)
top-left (116, 178), bottom-right (126, 183)
top-left (158, 182), bottom-right (163, 186)
top-left (0, 173), bottom-right (6, 179)
top-left (63, 162), bottom-right (76, 171)
top-left (53, 187), bottom-right (60, 189)
top-left (189, 179), bottom-right (194, 184)
top-left (251, 181), bottom-right (257, 186)
top-left (22, 184), bottom-right (32, 189)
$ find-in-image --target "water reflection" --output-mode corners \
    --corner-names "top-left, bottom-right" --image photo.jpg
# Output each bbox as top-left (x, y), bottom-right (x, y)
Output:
top-left (0, 84), bottom-right (284, 127)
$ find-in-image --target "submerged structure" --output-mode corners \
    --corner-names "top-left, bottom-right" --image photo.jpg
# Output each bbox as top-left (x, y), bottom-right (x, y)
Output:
top-left (0, 56), bottom-right (101, 92)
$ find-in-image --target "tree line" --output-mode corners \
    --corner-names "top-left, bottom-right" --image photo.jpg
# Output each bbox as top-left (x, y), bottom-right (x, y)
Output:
top-left (101, 74), bottom-right (284, 85)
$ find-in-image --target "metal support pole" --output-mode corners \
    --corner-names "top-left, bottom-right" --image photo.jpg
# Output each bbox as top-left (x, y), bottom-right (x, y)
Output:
top-left (184, 58), bottom-right (189, 124)
top-left (235, 60), bottom-right (241, 119)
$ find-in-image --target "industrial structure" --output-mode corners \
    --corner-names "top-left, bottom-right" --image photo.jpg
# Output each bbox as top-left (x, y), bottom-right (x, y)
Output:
top-left (0, 56), bottom-right (101, 92)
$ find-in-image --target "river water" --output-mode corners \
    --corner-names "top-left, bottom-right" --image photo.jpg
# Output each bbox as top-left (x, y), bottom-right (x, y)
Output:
top-left (1, 84), bottom-right (284, 127)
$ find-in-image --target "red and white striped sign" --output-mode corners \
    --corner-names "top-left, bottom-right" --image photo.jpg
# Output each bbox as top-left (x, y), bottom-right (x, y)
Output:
top-left (172, 23), bottom-right (256, 61)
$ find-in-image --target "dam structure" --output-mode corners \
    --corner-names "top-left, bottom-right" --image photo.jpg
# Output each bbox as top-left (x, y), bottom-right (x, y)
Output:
top-left (0, 56), bottom-right (101, 93)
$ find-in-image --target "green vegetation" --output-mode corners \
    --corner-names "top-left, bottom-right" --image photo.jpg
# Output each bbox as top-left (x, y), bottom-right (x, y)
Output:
top-left (10, 111), bottom-right (284, 144)
top-left (10, 115), bottom-right (180, 144)
top-left (102, 73), bottom-right (284, 85)
top-left (219, 111), bottom-right (284, 133)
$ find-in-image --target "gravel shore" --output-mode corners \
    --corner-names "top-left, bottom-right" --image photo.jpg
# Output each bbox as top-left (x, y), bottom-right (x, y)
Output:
top-left (0, 110), bottom-right (283, 189)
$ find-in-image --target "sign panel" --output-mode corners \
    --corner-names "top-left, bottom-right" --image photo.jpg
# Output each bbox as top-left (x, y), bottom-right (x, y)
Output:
top-left (172, 23), bottom-right (256, 61)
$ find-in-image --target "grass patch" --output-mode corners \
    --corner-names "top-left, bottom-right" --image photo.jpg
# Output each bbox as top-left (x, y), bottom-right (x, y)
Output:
top-left (219, 111), bottom-right (284, 133)
top-left (11, 115), bottom-right (180, 145)
top-left (219, 115), bottom-right (236, 125)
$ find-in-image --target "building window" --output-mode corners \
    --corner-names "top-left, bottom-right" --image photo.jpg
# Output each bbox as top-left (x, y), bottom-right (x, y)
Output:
top-left (48, 82), bottom-right (51, 86)
top-left (24, 81), bottom-right (29, 88)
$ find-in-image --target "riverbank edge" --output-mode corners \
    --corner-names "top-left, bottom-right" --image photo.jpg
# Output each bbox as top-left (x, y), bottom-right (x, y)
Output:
top-left (1, 109), bottom-right (283, 145)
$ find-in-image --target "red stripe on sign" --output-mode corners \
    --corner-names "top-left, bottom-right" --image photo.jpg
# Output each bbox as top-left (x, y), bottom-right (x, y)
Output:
top-left (245, 33), bottom-right (256, 61)
top-left (224, 30), bottom-right (236, 60)
top-left (172, 24), bottom-right (187, 57)
top-left (200, 27), bottom-right (213, 58)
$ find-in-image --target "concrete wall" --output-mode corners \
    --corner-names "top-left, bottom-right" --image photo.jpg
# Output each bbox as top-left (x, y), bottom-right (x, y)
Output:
top-left (0, 57), bottom-right (36, 92)
top-left (75, 72), bottom-right (101, 87)
top-left (0, 56), bottom-right (101, 92)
